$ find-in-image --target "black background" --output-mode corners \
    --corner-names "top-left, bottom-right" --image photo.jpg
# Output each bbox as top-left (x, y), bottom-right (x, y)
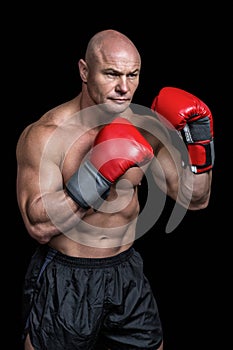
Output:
top-left (7, 4), bottom-right (230, 350)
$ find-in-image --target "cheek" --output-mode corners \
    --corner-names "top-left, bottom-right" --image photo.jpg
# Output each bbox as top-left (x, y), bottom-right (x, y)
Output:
top-left (87, 80), bottom-right (110, 101)
top-left (129, 78), bottom-right (139, 90)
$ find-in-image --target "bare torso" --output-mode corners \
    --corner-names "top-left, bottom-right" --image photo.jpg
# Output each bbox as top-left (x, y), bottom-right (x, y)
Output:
top-left (49, 125), bottom-right (144, 257)
top-left (18, 95), bottom-right (148, 258)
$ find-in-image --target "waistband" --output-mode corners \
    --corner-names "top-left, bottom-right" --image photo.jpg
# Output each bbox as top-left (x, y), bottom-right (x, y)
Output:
top-left (48, 245), bottom-right (135, 268)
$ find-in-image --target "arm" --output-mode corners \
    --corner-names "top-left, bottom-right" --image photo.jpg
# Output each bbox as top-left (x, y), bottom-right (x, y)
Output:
top-left (16, 123), bottom-right (87, 244)
top-left (150, 141), bottom-right (212, 210)
top-left (16, 117), bottom-right (154, 244)
top-left (150, 87), bottom-right (214, 210)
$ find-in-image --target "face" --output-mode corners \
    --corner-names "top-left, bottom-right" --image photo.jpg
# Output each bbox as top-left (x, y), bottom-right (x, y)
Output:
top-left (79, 48), bottom-right (141, 115)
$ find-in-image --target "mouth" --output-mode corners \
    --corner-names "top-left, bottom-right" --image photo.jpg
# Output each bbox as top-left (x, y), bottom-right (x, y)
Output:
top-left (110, 98), bottom-right (131, 104)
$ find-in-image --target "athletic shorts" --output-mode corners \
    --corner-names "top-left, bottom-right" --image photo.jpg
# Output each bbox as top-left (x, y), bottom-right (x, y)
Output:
top-left (22, 244), bottom-right (163, 349)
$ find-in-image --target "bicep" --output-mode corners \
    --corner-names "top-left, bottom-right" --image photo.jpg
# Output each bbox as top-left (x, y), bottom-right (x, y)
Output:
top-left (16, 127), bottom-right (64, 217)
top-left (17, 155), bottom-right (63, 212)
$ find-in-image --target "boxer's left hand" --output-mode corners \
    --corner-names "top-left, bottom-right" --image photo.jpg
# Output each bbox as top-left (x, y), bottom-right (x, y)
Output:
top-left (151, 86), bottom-right (215, 174)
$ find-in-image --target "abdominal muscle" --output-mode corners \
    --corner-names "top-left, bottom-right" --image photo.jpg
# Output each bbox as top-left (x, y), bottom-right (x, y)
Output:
top-left (49, 169), bottom-right (142, 258)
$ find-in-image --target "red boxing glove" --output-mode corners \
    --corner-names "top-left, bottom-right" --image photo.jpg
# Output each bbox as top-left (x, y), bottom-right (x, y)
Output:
top-left (66, 117), bottom-right (154, 209)
top-left (91, 117), bottom-right (154, 182)
top-left (151, 87), bottom-right (215, 174)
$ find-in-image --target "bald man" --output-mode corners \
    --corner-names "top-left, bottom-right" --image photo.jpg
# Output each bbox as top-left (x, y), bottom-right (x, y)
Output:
top-left (17, 29), bottom-right (213, 350)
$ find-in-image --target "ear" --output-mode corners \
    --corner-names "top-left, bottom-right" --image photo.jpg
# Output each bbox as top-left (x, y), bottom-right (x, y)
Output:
top-left (78, 59), bottom-right (88, 83)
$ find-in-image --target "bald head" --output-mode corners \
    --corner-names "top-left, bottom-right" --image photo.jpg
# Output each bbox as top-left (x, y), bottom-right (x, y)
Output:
top-left (78, 29), bottom-right (141, 113)
top-left (85, 29), bottom-right (141, 67)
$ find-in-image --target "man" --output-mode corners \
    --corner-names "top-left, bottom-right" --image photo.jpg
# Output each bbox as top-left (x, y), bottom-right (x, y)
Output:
top-left (16, 29), bottom-right (214, 350)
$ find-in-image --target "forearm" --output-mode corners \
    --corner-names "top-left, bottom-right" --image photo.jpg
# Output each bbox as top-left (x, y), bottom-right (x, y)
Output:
top-left (151, 86), bottom-right (214, 210)
top-left (160, 148), bottom-right (213, 210)
top-left (187, 170), bottom-right (212, 209)
top-left (170, 163), bottom-right (212, 210)
top-left (152, 158), bottom-right (212, 210)
top-left (22, 190), bottom-right (87, 244)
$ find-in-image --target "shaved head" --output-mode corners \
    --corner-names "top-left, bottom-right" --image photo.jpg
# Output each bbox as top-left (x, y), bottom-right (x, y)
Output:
top-left (85, 29), bottom-right (141, 67)
top-left (78, 29), bottom-right (141, 113)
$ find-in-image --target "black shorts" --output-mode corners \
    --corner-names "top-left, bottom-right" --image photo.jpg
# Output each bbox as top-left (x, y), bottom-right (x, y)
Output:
top-left (22, 245), bottom-right (163, 349)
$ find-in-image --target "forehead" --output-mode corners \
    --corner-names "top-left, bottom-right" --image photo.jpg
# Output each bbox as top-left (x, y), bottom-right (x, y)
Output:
top-left (103, 56), bottom-right (140, 72)
top-left (96, 44), bottom-right (141, 72)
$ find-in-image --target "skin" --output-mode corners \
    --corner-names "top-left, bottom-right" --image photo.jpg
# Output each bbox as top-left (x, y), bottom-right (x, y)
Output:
top-left (16, 29), bottom-right (212, 350)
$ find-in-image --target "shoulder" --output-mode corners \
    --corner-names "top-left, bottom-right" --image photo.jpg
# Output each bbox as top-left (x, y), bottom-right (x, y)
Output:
top-left (16, 113), bottom-right (57, 152)
top-left (16, 99), bottom-right (89, 166)
top-left (17, 97), bottom-right (82, 153)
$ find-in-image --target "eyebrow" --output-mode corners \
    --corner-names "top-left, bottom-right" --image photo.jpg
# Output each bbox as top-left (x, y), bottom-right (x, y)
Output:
top-left (103, 68), bottom-right (140, 75)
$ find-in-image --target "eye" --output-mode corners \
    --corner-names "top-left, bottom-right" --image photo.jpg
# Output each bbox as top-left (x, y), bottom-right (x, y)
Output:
top-left (106, 72), bottom-right (119, 77)
top-left (127, 73), bottom-right (139, 79)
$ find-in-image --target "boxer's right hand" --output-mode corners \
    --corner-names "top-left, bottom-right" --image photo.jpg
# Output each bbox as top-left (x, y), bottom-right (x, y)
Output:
top-left (65, 117), bottom-right (154, 209)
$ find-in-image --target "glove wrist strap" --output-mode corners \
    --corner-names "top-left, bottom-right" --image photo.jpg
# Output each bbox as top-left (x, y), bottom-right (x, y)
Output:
top-left (65, 160), bottom-right (112, 209)
top-left (180, 117), bottom-right (215, 174)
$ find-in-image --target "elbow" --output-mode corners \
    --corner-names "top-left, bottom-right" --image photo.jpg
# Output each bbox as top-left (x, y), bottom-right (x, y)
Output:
top-left (188, 191), bottom-right (211, 210)
top-left (26, 222), bottom-right (52, 244)
top-left (189, 200), bottom-right (209, 211)
top-left (190, 170), bottom-right (213, 210)
top-left (23, 202), bottom-right (56, 244)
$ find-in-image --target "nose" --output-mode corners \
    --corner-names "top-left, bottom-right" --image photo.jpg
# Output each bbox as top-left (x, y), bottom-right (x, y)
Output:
top-left (115, 76), bottom-right (129, 93)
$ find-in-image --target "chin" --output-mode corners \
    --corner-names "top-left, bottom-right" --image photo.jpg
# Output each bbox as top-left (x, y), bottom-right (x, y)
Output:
top-left (100, 102), bottom-right (130, 115)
